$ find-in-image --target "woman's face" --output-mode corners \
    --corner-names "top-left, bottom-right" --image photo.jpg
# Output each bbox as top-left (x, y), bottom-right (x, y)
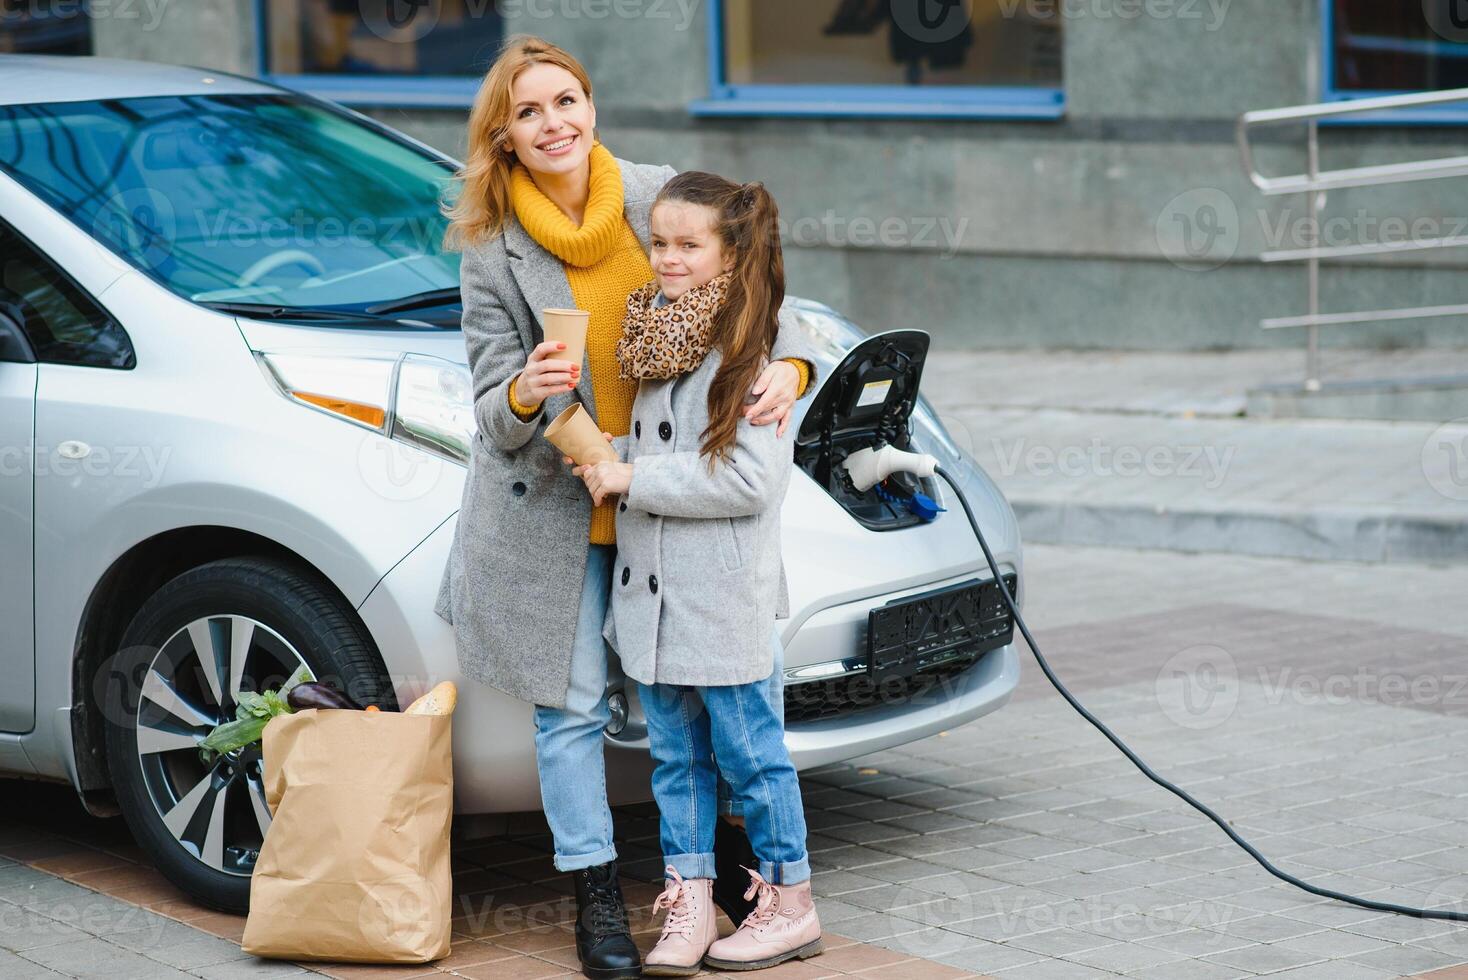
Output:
top-left (505, 63), bottom-right (597, 178)
top-left (649, 201), bottom-right (734, 302)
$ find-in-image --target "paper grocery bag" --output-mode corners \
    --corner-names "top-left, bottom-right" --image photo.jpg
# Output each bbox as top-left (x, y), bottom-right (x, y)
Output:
top-left (241, 708), bottom-right (453, 964)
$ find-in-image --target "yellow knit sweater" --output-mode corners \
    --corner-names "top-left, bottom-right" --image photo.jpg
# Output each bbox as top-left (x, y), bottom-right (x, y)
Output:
top-left (507, 145), bottom-right (808, 545)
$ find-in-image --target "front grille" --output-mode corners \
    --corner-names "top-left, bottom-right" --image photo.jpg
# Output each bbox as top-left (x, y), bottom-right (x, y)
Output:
top-left (784, 650), bottom-right (995, 725)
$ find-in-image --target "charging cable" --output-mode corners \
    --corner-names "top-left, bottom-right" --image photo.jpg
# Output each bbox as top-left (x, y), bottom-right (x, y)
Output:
top-left (842, 445), bottom-right (1466, 921)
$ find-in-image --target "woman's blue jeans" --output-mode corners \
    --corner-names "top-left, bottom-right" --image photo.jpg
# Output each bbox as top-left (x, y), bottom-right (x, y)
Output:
top-left (531, 543), bottom-right (786, 872)
top-left (635, 626), bottom-right (811, 886)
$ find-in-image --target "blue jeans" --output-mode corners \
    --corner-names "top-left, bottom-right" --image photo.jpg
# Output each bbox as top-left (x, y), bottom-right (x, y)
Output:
top-left (719, 635), bottom-right (784, 819)
top-left (532, 544), bottom-right (619, 872)
top-left (636, 626), bottom-right (811, 886)
top-left (531, 545), bottom-right (787, 872)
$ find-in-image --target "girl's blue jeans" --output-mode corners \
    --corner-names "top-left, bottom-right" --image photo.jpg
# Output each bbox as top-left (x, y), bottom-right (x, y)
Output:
top-left (531, 544), bottom-right (786, 871)
top-left (635, 625), bottom-right (811, 886)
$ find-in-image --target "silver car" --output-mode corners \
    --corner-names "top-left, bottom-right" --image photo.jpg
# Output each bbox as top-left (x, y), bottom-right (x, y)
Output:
top-left (0, 56), bottom-right (1023, 914)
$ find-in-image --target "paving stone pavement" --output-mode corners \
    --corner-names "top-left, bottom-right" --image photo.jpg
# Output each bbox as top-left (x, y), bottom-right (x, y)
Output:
top-left (795, 542), bottom-right (1468, 979)
top-left (3, 543), bottom-right (1467, 979)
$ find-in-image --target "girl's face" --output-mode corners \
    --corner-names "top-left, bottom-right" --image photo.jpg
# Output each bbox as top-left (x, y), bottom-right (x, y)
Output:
top-left (649, 201), bottom-right (735, 302)
top-left (505, 63), bottom-right (596, 178)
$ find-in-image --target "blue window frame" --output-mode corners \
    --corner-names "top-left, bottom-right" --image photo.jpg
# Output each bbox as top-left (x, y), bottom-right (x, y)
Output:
top-left (0, 0), bottom-right (93, 55)
top-left (692, 0), bottom-right (1064, 120)
top-left (253, 0), bottom-right (500, 108)
top-left (1323, 0), bottom-right (1468, 125)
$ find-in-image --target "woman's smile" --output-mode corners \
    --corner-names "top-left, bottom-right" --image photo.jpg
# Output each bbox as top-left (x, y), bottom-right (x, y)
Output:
top-left (538, 134), bottom-right (578, 156)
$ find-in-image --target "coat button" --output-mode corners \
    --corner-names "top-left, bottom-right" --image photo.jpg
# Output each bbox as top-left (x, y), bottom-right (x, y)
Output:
top-left (649, 575), bottom-right (658, 594)
top-left (634, 421), bottom-right (641, 439)
top-left (618, 501), bottom-right (627, 512)
top-left (659, 421), bottom-right (672, 441)
top-left (511, 481), bottom-right (526, 496)
top-left (621, 567), bottom-right (630, 586)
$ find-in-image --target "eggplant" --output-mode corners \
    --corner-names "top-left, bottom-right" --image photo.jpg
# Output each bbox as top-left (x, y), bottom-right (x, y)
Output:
top-left (286, 682), bottom-right (362, 712)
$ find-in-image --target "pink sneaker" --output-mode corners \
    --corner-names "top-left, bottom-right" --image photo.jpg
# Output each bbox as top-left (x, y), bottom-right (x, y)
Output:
top-left (644, 867), bottom-right (718, 976)
top-left (703, 869), bottom-right (823, 971)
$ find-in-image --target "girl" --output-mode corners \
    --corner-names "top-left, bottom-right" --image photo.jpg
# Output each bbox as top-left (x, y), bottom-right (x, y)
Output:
top-left (575, 172), bottom-right (823, 974)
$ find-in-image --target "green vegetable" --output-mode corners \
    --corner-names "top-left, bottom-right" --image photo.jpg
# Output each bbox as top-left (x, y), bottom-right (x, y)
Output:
top-left (197, 662), bottom-right (316, 765)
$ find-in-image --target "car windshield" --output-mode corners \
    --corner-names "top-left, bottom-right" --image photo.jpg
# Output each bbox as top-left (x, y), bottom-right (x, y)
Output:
top-left (0, 94), bottom-right (461, 312)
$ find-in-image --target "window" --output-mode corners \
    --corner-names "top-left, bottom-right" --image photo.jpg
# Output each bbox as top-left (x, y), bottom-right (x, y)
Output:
top-left (0, 222), bottom-right (133, 369)
top-left (1326, 1), bottom-right (1468, 121)
top-left (0, 0), bottom-right (94, 54)
top-left (695, 0), bottom-right (1063, 119)
top-left (258, 0), bottom-right (503, 107)
top-left (0, 95), bottom-right (460, 316)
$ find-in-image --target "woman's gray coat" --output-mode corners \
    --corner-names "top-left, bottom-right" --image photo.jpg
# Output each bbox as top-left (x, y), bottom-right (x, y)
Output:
top-left (601, 345), bottom-right (794, 688)
top-left (433, 157), bottom-right (814, 708)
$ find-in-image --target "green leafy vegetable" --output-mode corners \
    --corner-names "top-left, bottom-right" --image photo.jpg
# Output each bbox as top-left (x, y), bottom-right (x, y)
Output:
top-left (197, 662), bottom-right (316, 765)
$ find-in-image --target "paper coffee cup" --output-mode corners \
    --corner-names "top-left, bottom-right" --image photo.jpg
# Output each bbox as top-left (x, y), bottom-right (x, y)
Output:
top-left (542, 308), bottom-right (590, 373)
top-left (545, 404), bottom-right (617, 466)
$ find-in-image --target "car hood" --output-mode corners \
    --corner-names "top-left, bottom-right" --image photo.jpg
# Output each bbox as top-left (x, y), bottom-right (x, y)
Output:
top-left (233, 296), bottom-right (851, 380)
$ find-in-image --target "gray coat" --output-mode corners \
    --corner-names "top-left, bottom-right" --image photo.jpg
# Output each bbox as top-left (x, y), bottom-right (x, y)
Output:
top-left (601, 345), bottom-right (794, 688)
top-left (433, 157), bottom-right (814, 708)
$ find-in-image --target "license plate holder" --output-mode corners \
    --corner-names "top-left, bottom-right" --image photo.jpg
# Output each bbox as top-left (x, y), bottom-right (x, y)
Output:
top-left (867, 576), bottom-right (1015, 680)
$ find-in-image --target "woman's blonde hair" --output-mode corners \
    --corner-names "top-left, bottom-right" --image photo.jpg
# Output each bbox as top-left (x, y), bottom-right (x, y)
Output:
top-left (443, 35), bottom-right (595, 250)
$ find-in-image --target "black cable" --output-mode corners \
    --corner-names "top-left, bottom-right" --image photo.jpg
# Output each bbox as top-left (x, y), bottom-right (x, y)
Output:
top-left (932, 464), bottom-right (1468, 922)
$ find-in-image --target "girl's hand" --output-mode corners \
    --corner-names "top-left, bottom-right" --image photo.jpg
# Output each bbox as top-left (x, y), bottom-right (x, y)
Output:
top-left (579, 460), bottom-right (633, 506)
top-left (745, 360), bottom-right (799, 437)
top-left (515, 340), bottom-right (581, 408)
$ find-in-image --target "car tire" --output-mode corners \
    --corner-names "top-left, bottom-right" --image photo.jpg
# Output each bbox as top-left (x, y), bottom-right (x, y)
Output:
top-left (102, 556), bottom-right (397, 915)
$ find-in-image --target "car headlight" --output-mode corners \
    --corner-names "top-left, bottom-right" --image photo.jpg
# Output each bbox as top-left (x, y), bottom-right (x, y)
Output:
top-left (255, 350), bottom-right (475, 465)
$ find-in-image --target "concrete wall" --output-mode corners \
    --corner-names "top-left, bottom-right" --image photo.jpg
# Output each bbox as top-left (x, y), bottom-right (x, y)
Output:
top-left (90, 1), bottom-right (1468, 349)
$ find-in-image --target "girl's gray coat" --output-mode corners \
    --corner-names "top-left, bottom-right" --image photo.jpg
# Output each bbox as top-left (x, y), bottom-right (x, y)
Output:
top-left (601, 345), bottom-right (794, 688)
top-left (433, 157), bottom-right (814, 708)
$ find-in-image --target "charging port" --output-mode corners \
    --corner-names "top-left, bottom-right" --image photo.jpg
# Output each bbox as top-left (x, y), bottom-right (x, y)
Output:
top-left (795, 330), bottom-right (937, 530)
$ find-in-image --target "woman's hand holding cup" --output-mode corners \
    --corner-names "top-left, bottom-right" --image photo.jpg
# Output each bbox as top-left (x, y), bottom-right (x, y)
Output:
top-left (514, 340), bottom-right (581, 409)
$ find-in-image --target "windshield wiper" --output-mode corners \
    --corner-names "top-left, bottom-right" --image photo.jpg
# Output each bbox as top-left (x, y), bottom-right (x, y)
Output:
top-left (201, 301), bottom-right (401, 323)
top-left (365, 287), bottom-right (462, 315)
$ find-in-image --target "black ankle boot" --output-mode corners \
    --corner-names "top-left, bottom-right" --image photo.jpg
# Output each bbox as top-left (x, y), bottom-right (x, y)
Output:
top-left (713, 817), bottom-right (759, 924)
top-left (570, 861), bottom-right (640, 980)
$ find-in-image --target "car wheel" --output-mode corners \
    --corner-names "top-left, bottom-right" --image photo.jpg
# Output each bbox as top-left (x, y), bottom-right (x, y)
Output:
top-left (102, 556), bottom-right (397, 914)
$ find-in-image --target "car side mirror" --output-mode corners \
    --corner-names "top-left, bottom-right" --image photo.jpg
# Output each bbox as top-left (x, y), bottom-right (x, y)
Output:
top-left (0, 301), bottom-right (35, 364)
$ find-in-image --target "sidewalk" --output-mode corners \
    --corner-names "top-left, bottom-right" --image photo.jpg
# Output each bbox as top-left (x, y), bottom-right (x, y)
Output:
top-left (922, 349), bottom-right (1468, 564)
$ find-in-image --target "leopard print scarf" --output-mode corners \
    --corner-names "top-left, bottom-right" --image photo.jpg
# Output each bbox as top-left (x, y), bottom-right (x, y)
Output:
top-left (616, 273), bottom-right (730, 381)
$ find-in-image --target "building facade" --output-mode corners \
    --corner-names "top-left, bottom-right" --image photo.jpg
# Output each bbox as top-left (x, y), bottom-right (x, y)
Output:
top-left (7, 0), bottom-right (1468, 351)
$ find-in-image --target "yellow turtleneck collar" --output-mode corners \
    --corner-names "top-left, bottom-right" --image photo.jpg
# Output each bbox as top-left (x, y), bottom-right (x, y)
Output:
top-left (509, 143), bottom-right (626, 269)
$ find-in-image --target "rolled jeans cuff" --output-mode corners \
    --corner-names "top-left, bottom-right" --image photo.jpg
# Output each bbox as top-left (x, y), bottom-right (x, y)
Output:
top-left (665, 851), bottom-right (718, 881)
top-left (554, 842), bottom-right (618, 873)
top-left (760, 857), bottom-right (810, 886)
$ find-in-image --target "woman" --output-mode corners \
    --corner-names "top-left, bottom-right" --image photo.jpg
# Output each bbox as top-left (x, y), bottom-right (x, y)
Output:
top-left (431, 36), bottom-right (815, 980)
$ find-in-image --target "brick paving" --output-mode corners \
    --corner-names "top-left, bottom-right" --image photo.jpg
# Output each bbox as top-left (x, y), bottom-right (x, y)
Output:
top-left (796, 543), bottom-right (1468, 979)
top-left (3, 542), bottom-right (1467, 978)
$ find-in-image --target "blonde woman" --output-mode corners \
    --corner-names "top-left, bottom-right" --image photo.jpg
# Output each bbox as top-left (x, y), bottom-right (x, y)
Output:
top-left (433, 36), bottom-right (815, 980)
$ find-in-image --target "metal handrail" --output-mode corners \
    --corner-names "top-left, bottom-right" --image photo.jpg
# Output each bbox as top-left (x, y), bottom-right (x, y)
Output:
top-left (1238, 87), bottom-right (1468, 195)
top-left (1236, 86), bottom-right (1468, 390)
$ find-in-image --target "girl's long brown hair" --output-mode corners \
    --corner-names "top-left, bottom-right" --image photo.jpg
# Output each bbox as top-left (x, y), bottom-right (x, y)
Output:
top-left (653, 172), bottom-right (786, 469)
top-left (443, 35), bottom-right (595, 249)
